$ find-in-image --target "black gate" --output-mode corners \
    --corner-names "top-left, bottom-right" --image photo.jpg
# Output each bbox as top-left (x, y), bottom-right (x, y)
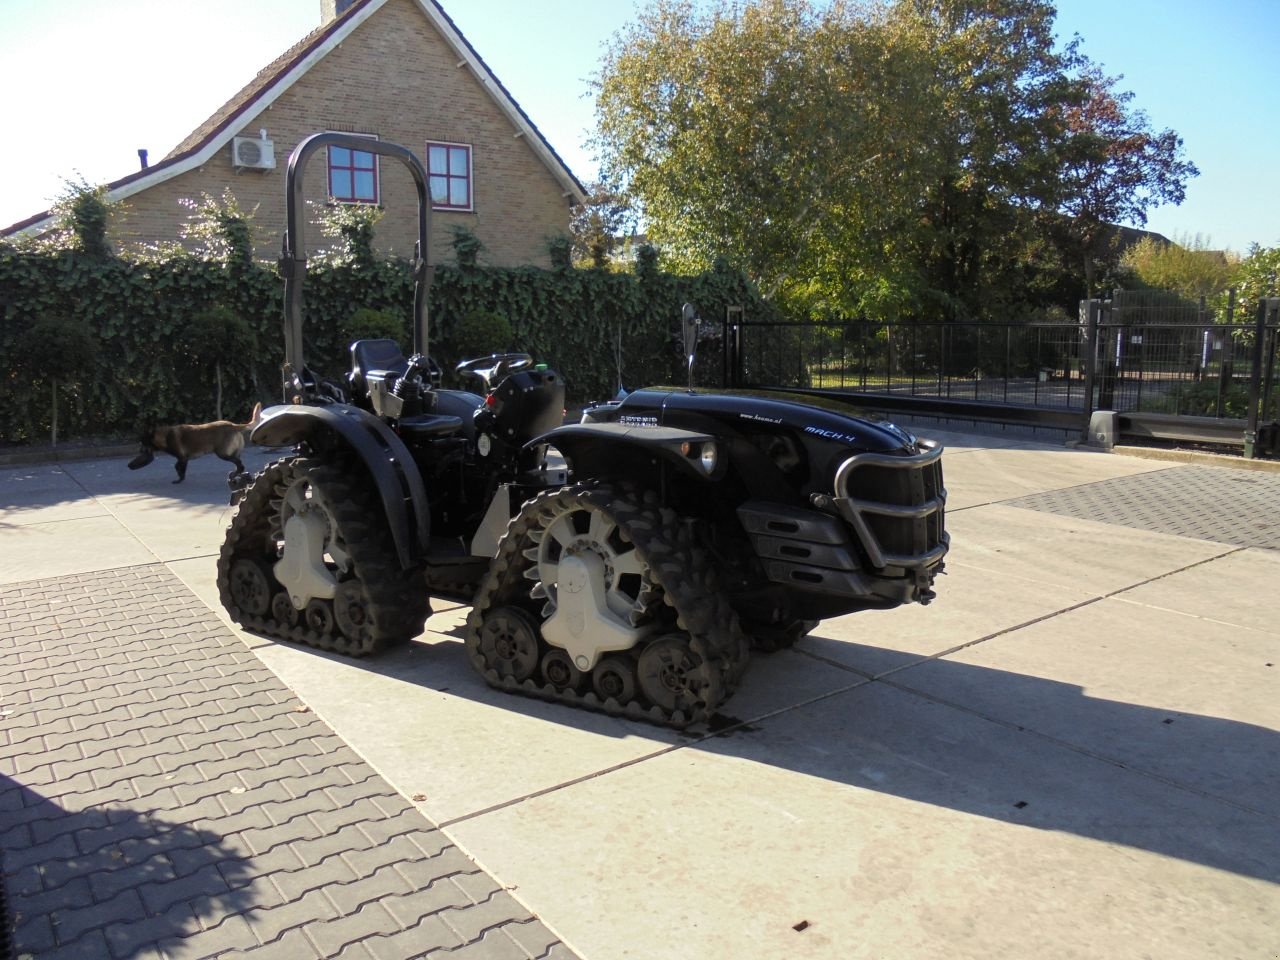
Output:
top-left (723, 295), bottom-right (1280, 457)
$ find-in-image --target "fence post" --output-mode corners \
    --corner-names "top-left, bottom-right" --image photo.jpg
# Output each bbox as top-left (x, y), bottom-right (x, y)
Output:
top-left (1245, 298), bottom-right (1280, 458)
top-left (723, 305), bottom-right (742, 389)
top-left (1080, 299), bottom-right (1099, 438)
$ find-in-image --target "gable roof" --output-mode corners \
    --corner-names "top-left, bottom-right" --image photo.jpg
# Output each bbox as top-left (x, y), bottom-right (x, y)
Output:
top-left (3, 0), bottom-right (587, 237)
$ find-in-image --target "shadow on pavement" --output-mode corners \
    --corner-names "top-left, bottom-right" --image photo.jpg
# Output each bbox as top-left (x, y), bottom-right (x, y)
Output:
top-left (0, 775), bottom-right (258, 958)
top-left (271, 622), bottom-right (1280, 886)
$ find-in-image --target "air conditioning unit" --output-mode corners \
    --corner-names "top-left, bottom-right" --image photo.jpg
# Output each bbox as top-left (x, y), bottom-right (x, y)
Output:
top-left (232, 136), bottom-right (276, 170)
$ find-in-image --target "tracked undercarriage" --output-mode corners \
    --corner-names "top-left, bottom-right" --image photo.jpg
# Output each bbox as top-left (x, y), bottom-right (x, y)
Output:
top-left (466, 482), bottom-right (750, 727)
top-left (218, 455), bottom-right (430, 656)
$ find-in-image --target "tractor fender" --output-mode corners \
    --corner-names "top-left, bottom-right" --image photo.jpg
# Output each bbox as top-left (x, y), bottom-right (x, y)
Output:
top-left (252, 404), bottom-right (430, 569)
top-left (532, 422), bottom-right (724, 483)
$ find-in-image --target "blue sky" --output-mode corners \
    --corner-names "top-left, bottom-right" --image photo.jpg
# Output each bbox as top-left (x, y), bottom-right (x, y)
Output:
top-left (2, 0), bottom-right (1275, 253)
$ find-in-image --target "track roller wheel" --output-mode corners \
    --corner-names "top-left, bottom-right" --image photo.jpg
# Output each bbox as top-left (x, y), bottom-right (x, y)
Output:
top-left (477, 606), bottom-right (541, 683)
top-left (305, 598), bottom-right (335, 635)
top-left (541, 648), bottom-right (586, 692)
top-left (270, 591), bottom-right (300, 628)
top-left (637, 634), bottom-right (711, 715)
top-left (592, 655), bottom-right (637, 705)
top-left (333, 579), bottom-right (373, 643)
top-left (228, 558), bottom-right (272, 617)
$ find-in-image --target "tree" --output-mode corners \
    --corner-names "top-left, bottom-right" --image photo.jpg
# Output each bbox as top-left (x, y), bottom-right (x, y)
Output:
top-left (1225, 243), bottom-right (1280, 325)
top-left (593, 0), bottom-right (940, 316)
top-left (595, 0), bottom-right (1199, 321)
top-left (1122, 234), bottom-right (1235, 302)
top-left (1053, 65), bottom-right (1199, 296)
top-left (570, 181), bottom-right (633, 268)
top-left (903, 0), bottom-right (1090, 319)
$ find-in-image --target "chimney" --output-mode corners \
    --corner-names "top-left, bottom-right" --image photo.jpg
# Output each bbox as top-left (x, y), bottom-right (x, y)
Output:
top-left (320, 0), bottom-right (358, 23)
top-left (137, 148), bottom-right (148, 170)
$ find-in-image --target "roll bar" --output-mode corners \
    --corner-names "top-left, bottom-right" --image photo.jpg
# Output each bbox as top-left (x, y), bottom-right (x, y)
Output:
top-left (277, 133), bottom-right (433, 395)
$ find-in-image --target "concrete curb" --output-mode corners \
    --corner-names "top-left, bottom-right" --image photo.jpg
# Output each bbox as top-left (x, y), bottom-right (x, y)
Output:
top-left (0, 443), bottom-right (135, 468)
top-left (1110, 444), bottom-right (1280, 472)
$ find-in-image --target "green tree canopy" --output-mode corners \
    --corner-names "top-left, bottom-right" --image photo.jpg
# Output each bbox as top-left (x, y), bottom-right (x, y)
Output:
top-left (594, 0), bottom-right (1199, 321)
top-left (1121, 234), bottom-right (1235, 302)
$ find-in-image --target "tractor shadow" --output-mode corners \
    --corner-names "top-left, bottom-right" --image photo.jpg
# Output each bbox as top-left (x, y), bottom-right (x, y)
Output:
top-left (272, 609), bottom-right (1280, 887)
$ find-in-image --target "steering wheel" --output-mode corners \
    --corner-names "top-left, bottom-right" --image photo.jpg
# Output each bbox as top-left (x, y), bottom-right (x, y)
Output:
top-left (455, 352), bottom-right (535, 392)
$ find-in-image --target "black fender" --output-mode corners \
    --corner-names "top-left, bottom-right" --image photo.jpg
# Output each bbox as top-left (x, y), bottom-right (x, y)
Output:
top-left (532, 422), bottom-right (724, 483)
top-left (252, 404), bottom-right (430, 569)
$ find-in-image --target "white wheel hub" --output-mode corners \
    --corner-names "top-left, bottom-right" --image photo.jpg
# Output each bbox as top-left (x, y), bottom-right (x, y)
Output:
top-left (541, 552), bottom-right (646, 671)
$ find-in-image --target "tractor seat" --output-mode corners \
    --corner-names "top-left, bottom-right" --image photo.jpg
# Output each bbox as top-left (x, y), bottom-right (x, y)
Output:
top-left (349, 338), bottom-right (409, 398)
top-left (398, 414), bottom-right (464, 438)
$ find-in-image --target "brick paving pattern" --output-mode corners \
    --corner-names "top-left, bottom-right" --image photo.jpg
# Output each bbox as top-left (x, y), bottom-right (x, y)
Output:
top-left (0, 565), bottom-right (577, 960)
top-left (1004, 464), bottom-right (1280, 550)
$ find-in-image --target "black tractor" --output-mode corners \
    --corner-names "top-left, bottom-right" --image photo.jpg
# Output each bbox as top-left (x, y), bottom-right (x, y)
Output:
top-left (218, 133), bottom-right (948, 727)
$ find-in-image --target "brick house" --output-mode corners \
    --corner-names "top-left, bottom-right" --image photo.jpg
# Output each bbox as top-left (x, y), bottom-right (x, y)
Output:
top-left (2, 0), bottom-right (586, 266)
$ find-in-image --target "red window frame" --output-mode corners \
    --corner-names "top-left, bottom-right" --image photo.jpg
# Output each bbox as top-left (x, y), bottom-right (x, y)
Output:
top-left (427, 141), bottom-right (472, 211)
top-left (327, 142), bottom-right (379, 204)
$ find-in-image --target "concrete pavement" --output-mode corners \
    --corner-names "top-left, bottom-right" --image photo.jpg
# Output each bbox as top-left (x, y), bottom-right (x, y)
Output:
top-left (1, 432), bottom-right (1277, 959)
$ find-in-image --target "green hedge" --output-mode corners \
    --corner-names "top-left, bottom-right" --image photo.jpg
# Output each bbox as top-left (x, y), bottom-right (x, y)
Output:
top-left (0, 240), bottom-right (769, 445)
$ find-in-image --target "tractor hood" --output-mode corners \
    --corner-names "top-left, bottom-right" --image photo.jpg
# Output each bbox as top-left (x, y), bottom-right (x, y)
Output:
top-left (613, 388), bottom-right (917, 454)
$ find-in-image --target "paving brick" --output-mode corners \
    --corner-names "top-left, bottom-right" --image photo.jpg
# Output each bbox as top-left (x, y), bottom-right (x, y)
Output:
top-left (441, 926), bottom-right (533, 960)
top-left (103, 901), bottom-right (201, 960)
top-left (140, 861), bottom-right (234, 915)
top-left (450, 869), bottom-right (504, 906)
top-left (4, 829), bottom-right (77, 870)
top-left (156, 912), bottom-right (261, 959)
top-left (343, 834), bottom-right (444, 877)
top-left (10, 880), bottom-right (93, 931)
top-left (54, 887), bottom-right (147, 945)
top-left (12, 910), bottom-right (57, 955)
top-left (308, 796), bottom-right (394, 836)
top-left (217, 928), bottom-right (327, 960)
top-left (289, 821), bottom-right (382, 869)
top-left (358, 808), bottom-right (439, 848)
top-left (358, 914), bottom-right (463, 960)
top-left (441, 887), bottom-right (536, 944)
top-left (75, 811), bottom-right (164, 856)
top-left (305, 902), bottom-right (400, 958)
top-left (39, 927), bottom-right (112, 960)
top-left (501, 917), bottom-right (568, 960)
top-left (325, 862), bottom-right (416, 916)
top-left (89, 851), bottom-right (177, 902)
top-left (244, 887), bottom-right (342, 943)
top-left (237, 757), bottom-right (312, 791)
top-left (288, 766), bottom-right (370, 801)
top-left (379, 876), bottom-right (472, 928)
top-left (271, 851), bottom-right (360, 903)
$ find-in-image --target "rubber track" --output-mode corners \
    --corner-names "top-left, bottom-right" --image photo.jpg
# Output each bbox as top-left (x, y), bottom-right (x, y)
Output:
top-left (217, 456), bottom-right (431, 655)
top-left (465, 481), bottom-right (750, 728)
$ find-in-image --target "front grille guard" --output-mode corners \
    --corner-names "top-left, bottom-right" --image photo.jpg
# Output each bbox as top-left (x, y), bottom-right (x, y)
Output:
top-left (832, 441), bottom-right (948, 571)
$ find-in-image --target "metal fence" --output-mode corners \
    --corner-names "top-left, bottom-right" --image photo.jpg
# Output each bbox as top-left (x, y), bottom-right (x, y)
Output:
top-left (723, 295), bottom-right (1280, 454)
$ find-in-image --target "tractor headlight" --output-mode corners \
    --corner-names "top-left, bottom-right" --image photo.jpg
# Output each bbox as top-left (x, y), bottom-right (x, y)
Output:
top-left (699, 442), bottom-right (718, 474)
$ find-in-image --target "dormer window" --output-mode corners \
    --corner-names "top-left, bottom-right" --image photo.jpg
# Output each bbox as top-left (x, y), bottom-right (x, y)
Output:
top-left (427, 142), bottom-right (472, 211)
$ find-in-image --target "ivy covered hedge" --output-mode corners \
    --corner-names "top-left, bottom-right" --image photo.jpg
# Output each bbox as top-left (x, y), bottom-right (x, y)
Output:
top-left (0, 199), bottom-right (770, 446)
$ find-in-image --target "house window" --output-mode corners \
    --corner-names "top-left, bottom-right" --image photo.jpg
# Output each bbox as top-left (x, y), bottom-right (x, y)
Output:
top-left (328, 144), bottom-right (378, 204)
top-left (427, 142), bottom-right (472, 210)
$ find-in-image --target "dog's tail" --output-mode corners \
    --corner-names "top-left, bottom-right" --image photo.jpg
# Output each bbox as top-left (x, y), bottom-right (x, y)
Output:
top-left (240, 402), bottom-right (263, 438)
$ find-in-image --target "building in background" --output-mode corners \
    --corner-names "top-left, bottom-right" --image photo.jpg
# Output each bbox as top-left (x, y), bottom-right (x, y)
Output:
top-left (2, 0), bottom-right (586, 267)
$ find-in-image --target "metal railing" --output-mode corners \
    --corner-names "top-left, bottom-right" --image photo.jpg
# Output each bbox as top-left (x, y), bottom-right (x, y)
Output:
top-left (724, 298), bottom-right (1280, 455)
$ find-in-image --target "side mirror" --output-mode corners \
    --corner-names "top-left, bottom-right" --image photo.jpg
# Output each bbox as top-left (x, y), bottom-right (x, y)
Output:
top-left (681, 303), bottom-right (700, 390)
